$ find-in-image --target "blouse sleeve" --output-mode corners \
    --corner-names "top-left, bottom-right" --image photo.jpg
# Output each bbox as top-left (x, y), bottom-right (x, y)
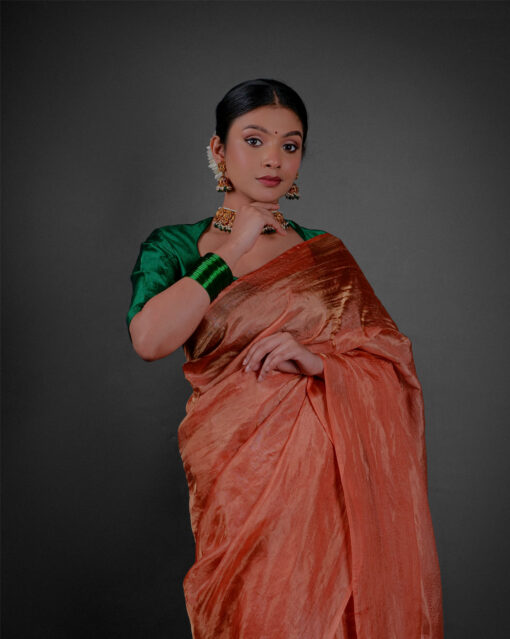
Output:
top-left (126, 227), bottom-right (182, 328)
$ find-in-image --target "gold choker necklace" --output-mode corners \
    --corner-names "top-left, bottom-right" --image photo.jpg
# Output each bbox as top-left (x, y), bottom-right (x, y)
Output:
top-left (213, 206), bottom-right (289, 234)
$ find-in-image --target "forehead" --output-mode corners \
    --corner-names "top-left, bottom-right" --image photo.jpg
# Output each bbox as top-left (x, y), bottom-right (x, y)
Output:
top-left (232, 105), bottom-right (303, 133)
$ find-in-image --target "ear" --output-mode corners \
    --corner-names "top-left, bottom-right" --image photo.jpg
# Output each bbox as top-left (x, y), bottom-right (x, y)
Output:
top-left (209, 135), bottom-right (225, 164)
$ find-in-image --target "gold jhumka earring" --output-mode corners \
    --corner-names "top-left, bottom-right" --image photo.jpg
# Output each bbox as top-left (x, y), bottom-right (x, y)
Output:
top-left (216, 161), bottom-right (233, 192)
top-left (285, 172), bottom-right (300, 200)
top-left (206, 141), bottom-right (234, 192)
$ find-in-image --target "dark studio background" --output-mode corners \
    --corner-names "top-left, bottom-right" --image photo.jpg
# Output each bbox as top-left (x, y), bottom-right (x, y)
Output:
top-left (2, 1), bottom-right (510, 637)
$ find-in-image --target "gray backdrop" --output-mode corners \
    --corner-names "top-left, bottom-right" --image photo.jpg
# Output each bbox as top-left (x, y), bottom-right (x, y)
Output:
top-left (2, 1), bottom-right (509, 637)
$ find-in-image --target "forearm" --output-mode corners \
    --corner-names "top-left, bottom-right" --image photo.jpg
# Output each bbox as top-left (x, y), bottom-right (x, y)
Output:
top-left (129, 277), bottom-right (209, 360)
top-left (129, 243), bottom-right (243, 361)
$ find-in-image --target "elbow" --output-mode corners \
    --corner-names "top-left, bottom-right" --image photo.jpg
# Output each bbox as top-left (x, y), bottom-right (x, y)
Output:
top-left (131, 330), bottom-right (167, 362)
top-left (130, 332), bottom-right (158, 361)
top-left (129, 313), bottom-right (176, 361)
top-left (133, 343), bottom-right (159, 362)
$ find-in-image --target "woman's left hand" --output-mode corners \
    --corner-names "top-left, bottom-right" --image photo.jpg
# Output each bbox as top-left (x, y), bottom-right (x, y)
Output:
top-left (242, 331), bottom-right (324, 381)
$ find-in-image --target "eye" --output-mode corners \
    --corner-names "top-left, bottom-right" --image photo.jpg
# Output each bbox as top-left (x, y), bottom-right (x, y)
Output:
top-left (283, 142), bottom-right (299, 153)
top-left (245, 137), bottom-right (262, 146)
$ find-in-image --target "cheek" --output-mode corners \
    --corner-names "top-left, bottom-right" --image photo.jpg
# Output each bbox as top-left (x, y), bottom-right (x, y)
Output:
top-left (227, 145), bottom-right (253, 174)
top-left (286, 155), bottom-right (301, 176)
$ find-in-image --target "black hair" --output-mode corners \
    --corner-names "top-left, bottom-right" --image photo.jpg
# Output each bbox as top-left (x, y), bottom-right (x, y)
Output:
top-left (215, 78), bottom-right (308, 158)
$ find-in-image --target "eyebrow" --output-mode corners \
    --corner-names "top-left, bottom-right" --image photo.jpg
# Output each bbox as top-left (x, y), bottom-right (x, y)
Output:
top-left (242, 125), bottom-right (302, 139)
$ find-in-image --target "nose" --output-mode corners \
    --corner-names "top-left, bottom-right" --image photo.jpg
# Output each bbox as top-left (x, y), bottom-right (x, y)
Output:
top-left (263, 145), bottom-right (281, 168)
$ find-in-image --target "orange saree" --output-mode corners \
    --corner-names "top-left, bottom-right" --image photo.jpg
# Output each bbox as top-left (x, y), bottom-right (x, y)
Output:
top-left (178, 232), bottom-right (444, 638)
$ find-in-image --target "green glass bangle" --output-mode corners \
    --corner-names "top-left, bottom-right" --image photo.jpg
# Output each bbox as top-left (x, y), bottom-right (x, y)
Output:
top-left (186, 252), bottom-right (234, 302)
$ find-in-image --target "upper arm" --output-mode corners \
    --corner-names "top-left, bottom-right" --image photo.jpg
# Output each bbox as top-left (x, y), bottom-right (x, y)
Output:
top-left (126, 228), bottom-right (181, 329)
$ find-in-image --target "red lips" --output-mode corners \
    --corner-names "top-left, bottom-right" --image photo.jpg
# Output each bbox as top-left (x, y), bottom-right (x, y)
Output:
top-left (257, 176), bottom-right (282, 187)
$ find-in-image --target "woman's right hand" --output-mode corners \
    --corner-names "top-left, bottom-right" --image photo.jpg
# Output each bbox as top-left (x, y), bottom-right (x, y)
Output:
top-left (222, 200), bottom-right (287, 256)
top-left (130, 201), bottom-right (287, 361)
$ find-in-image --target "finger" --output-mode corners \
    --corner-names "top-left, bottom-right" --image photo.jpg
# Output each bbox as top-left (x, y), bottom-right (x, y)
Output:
top-left (243, 334), bottom-right (286, 371)
top-left (242, 344), bottom-right (264, 371)
top-left (244, 344), bottom-right (270, 371)
top-left (255, 337), bottom-right (303, 377)
top-left (257, 345), bottom-right (290, 381)
top-left (243, 335), bottom-right (277, 364)
top-left (261, 210), bottom-right (287, 235)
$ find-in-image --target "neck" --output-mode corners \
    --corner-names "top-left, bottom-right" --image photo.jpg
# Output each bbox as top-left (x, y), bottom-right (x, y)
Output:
top-left (220, 193), bottom-right (279, 211)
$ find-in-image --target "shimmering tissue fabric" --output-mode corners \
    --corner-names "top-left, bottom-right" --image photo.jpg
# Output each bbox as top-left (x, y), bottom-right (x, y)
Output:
top-left (178, 233), bottom-right (444, 639)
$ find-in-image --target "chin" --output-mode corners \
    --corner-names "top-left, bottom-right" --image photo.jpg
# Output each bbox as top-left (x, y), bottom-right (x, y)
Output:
top-left (260, 193), bottom-right (282, 201)
top-left (256, 190), bottom-right (285, 202)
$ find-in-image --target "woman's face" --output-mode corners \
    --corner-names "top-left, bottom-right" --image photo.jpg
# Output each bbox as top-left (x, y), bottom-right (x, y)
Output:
top-left (211, 105), bottom-right (303, 205)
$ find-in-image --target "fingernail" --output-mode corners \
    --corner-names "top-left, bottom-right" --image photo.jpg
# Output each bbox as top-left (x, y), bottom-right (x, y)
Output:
top-left (245, 364), bottom-right (250, 372)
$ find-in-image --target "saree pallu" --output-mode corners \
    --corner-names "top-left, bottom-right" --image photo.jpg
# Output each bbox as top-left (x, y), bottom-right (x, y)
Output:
top-left (178, 233), bottom-right (444, 638)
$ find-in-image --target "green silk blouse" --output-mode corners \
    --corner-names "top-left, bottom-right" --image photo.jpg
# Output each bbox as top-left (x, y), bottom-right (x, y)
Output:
top-left (126, 216), bottom-right (327, 327)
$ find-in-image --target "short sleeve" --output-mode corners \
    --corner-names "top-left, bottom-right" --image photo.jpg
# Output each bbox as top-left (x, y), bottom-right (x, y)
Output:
top-left (126, 228), bottom-right (182, 328)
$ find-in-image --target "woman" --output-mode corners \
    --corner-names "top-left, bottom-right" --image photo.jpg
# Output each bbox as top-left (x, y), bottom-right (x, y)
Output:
top-left (127, 79), bottom-right (444, 638)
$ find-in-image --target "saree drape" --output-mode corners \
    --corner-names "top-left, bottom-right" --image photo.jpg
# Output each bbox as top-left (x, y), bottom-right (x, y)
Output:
top-left (178, 232), bottom-right (444, 639)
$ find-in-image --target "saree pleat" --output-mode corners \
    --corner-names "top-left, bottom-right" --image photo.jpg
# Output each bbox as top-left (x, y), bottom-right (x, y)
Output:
top-left (178, 233), bottom-right (444, 638)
